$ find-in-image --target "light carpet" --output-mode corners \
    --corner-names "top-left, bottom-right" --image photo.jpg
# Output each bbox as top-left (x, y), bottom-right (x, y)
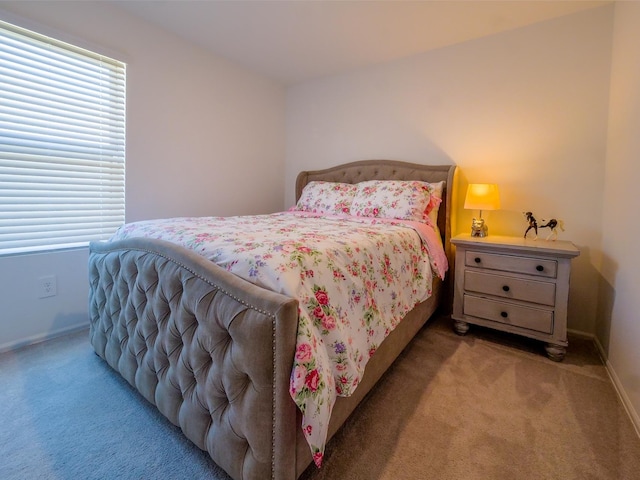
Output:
top-left (1, 315), bottom-right (639, 480)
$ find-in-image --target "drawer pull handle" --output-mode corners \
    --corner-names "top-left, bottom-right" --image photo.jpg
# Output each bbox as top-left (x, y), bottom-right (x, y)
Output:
top-left (502, 285), bottom-right (510, 292)
top-left (474, 257), bottom-right (481, 263)
top-left (536, 265), bottom-right (544, 272)
top-left (500, 311), bottom-right (508, 318)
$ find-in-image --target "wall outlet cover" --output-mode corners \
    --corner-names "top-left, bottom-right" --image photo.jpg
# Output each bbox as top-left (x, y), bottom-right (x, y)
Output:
top-left (38, 275), bottom-right (57, 298)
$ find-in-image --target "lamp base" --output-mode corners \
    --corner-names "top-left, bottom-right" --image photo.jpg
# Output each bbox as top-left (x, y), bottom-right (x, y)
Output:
top-left (470, 218), bottom-right (488, 237)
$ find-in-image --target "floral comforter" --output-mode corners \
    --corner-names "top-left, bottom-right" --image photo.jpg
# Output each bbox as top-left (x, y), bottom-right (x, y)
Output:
top-left (111, 211), bottom-right (447, 466)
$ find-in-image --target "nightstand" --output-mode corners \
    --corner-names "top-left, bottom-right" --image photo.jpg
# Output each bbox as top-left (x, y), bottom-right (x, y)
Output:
top-left (451, 234), bottom-right (580, 361)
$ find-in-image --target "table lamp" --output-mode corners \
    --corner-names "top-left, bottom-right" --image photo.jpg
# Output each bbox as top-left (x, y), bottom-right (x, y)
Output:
top-left (464, 183), bottom-right (500, 237)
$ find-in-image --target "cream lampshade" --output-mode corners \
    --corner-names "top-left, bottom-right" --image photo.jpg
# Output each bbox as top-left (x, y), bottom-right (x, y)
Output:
top-left (464, 183), bottom-right (501, 237)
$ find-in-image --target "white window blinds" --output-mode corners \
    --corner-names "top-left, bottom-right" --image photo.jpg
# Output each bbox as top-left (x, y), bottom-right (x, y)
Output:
top-left (0, 20), bottom-right (125, 256)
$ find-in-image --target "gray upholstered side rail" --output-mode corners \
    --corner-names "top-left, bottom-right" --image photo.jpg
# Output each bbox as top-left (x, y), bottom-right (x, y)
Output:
top-left (88, 237), bottom-right (299, 480)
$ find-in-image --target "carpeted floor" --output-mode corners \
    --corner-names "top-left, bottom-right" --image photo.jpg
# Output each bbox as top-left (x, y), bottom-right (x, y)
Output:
top-left (1, 315), bottom-right (639, 480)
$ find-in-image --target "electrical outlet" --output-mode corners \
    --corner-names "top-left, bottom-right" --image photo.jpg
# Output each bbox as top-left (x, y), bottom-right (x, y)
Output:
top-left (38, 275), bottom-right (57, 298)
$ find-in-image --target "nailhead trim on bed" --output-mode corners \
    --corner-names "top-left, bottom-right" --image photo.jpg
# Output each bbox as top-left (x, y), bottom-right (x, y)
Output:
top-left (89, 243), bottom-right (296, 480)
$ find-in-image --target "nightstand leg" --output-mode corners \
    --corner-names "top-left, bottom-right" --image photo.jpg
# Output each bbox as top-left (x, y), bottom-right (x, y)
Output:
top-left (453, 320), bottom-right (470, 336)
top-left (544, 343), bottom-right (566, 362)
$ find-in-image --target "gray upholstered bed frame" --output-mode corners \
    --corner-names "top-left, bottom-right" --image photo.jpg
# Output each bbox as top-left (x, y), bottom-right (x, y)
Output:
top-left (88, 160), bottom-right (457, 480)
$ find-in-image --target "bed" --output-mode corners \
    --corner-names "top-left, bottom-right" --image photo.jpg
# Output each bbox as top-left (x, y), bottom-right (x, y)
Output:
top-left (88, 159), bottom-right (457, 480)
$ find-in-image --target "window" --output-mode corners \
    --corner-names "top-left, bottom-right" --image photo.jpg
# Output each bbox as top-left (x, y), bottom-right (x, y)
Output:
top-left (0, 19), bottom-right (125, 256)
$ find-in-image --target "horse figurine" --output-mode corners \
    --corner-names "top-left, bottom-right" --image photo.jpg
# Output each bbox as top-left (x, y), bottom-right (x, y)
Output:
top-left (523, 211), bottom-right (538, 239)
top-left (540, 218), bottom-right (564, 241)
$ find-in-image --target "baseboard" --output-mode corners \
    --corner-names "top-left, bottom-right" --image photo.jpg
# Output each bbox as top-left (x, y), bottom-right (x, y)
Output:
top-left (0, 322), bottom-right (90, 354)
top-left (569, 328), bottom-right (640, 439)
top-left (566, 328), bottom-right (595, 340)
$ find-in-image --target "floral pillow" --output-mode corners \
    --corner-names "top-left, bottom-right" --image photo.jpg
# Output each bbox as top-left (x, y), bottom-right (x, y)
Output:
top-left (350, 180), bottom-right (441, 224)
top-left (427, 181), bottom-right (445, 226)
top-left (294, 181), bottom-right (358, 216)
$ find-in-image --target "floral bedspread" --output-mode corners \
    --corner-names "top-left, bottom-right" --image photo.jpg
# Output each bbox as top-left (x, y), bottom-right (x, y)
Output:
top-left (111, 212), bottom-right (447, 466)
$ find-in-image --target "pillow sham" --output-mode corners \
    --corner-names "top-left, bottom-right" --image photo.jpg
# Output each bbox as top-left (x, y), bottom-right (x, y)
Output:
top-left (294, 181), bottom-right (358, 216)
top-left (350, 180), bottom-right (440, 224)
top-left (427, 181), bottom-right (445, 226)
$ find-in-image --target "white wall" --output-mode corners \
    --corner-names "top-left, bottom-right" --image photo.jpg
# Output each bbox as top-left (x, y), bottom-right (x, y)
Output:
top-left (286, 6), bottom-right (614, 335)
top-left (600, 1), bottom-right (640, 430)
top-left (0, 1), bottom-right (286, 351)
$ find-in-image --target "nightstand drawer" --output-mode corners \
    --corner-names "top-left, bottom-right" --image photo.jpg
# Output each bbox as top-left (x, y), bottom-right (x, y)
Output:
top-left (465, 251), bottom-right (557, 278)
top-left (464, 270), bottom-right (556, 306)
top-left (463, 294), bottom-right (554, 334)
